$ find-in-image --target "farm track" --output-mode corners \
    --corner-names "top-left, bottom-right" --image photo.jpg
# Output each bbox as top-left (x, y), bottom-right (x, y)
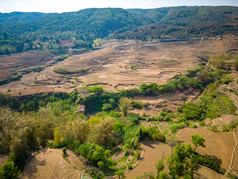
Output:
top-left (222, 129), bottom-right (238, 178)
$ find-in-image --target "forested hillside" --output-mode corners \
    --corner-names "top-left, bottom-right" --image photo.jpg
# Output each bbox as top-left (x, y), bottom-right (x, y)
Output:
top-left (0, 6), bottom-right (237, 55)
top-left (0, 12), bottom-right (53, 23)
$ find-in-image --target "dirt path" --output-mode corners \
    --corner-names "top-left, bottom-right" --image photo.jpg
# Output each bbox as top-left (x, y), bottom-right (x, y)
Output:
top-left (125, 140), bottom-right (171, 178)
top-left (222, 129), bottom-right (238, 178)
top-left (20, 148), bottom-right (86, 179)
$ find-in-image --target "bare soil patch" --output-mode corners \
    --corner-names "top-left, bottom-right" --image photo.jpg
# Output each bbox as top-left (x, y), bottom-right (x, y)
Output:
top-left (125, 140), bottom-right (171, 178)
top-left (177, 128), bottom-right (235, 170)
top-left (20, 148), bottom-right (86, 179)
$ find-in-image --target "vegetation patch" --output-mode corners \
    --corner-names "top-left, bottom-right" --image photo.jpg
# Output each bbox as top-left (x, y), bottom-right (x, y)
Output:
top-left (54, 67), bottom-right (88, 74)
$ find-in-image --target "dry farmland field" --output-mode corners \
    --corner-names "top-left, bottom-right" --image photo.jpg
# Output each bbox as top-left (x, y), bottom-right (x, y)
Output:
top-left (0, 37), bottom-right (237, 96)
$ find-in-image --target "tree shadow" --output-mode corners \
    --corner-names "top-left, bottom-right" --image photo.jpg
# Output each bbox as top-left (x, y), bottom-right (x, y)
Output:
top-left (205, 154), bottom-right (222, 165)
top-left (141, 139), bottom-right (158, 149)
top-left (21, 151), bottom-right (47, 178)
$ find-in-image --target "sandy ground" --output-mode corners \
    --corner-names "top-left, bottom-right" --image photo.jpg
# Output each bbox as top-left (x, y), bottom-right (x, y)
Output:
top-left (20, 148), bottom-right (86, 179)
top-left (1, 38), bottom-right (237, 95)
top-left (177, 128), bottom-right (236, 170)
top-left (125, 140), bottom-right (171, 178)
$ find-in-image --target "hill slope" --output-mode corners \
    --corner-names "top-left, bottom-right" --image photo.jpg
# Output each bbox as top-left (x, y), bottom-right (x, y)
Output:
top-left (0, 6), bottom-right (237, 55)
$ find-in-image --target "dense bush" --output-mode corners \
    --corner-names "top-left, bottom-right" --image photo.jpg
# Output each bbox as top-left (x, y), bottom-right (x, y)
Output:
top-left (76, 142), bottom-right (114, 168)
top-left (181, 102), bottom-right (205, 121)
top-left (0, 160), bottom-right (20, 179)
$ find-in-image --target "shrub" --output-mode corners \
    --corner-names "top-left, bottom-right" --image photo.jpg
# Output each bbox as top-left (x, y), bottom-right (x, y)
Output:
top-left (101, 103), bottom-right (113, 111)
top-left (131, 101), bottom-right (146, 109)
top-left (170, 123), bottom-right (186, 133)
top-left (86, 86), bottom-right (104, 95)
top-left (199, 121), bottom-right (205, 127)
top-left (158, 172), bottom-right (168, 179)
top-left (119, 97), bottom-right (132, 116)
top-left (181, 102), bottom-right (204, 121)
top-left (221, 76), bottom-right (233, 84)
top-left (196, 68), bottom-right (214, 85)
top-left (209, 53), bottom-right (226, 69)
top-left (163, 82), bottom-right (176, 92)
top-left (192, 154), bottom-right (224, 174)
top-left (234, 59), bottom-right (238, 71)
top-left (156, 160), bottom-right (164, 174)
top-left (0, 160), bottom-right (20, 179)
top-left (54, 67), bottom-right (87, 74)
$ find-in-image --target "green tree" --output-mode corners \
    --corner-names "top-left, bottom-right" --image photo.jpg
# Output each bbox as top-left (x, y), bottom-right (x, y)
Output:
top-left (119, 97), bottom-right (132, 116)
top-left (191, 134), bottom-right (206, 151)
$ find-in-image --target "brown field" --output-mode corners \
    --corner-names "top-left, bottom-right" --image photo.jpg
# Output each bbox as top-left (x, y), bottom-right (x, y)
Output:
top-left (0, 50), bottom-right (54, 81)
top-left (0, 38), bottom-right (237, 96)
top-left (20, 148), bottom-right (86, 179)
top-left (177, 128), bottom-right (237, 171)
top-left (125, 140), bottom-right (171, 178)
